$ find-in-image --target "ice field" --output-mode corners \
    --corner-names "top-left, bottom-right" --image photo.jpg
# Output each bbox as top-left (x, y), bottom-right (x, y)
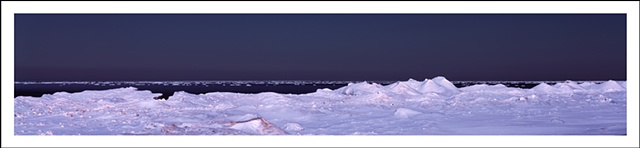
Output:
top-left (14, 76), bottom-right (626, 135)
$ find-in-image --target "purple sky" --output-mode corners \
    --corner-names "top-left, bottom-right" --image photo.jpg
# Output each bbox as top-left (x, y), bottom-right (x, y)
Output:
top-left (15, 14), bottom-right (626, 81)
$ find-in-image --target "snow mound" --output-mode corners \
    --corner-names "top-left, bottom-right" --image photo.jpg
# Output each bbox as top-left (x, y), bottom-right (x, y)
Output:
top-left (579, 82), bottom-right (597, 89)
top-left (553, 81), bottom-right (584, 91)
top-left (394, 108), bottom-right (422, 119)
top-left (404, 78), bottom-right (423, 88)
top-left (228, 117), bottom-right (287, 135)
top-left (385, 81), bottom-right (422, 96)
top-left (335, 81), bottom-right (383, 95)
top-left (431, 76), bottom-right (460, 92)
top-left (597, 80), bottom-right (625, 92)
top-left (531, 83), bottom-right (562, 93)
top-left (418, 76), bottom-right (460, 95)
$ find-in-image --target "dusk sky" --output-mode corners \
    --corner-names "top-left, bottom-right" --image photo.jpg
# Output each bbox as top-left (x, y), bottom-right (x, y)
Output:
top-left (15, 14), bottom-right (626, 81)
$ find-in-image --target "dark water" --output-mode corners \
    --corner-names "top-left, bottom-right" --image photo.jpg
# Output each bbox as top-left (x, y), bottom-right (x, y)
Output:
top-left (15, 84), bottom-right (350, 99)
top-left (14, 81), bottom-right (546, 99)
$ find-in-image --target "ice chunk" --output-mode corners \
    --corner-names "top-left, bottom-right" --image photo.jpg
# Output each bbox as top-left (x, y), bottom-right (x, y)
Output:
top-left (393, 108), bottom-right (422, 119)
top-left (316, 88), bottom-right (333, 92)
top-left (228, 117), bottom-right (287, 135)
top-left (283, 123), bottom-right (304, 132)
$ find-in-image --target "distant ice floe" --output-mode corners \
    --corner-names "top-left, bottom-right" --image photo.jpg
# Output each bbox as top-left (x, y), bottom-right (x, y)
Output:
top-left (15, 80), bottom-right (395, 86)
top-left (14, 76), bottom-right (626, 135)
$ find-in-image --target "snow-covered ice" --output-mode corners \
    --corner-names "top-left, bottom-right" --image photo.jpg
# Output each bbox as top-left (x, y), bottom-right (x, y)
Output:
top-left (14, 76), bottom-right (626, 135)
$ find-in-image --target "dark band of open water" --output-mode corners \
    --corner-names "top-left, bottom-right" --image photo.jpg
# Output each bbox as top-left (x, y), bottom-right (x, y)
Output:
top-left (14, 81), bottom-right (557, 99)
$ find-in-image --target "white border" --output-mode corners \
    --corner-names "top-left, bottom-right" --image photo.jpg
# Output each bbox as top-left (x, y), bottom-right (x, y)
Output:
top-left (2, 1), bottom-right (638, 147)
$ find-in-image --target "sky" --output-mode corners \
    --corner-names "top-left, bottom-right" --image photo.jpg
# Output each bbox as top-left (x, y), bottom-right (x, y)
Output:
top-left (14, 14), bottom-right (626, 81)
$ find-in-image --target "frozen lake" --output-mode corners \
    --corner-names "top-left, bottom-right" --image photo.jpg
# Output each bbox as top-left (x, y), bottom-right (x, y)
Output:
top-left (14, 77), bottom-right (626, 135)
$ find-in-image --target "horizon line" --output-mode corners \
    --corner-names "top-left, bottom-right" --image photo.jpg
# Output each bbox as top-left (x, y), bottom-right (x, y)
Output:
top-left (13, 79), bottom-right (625, 83)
